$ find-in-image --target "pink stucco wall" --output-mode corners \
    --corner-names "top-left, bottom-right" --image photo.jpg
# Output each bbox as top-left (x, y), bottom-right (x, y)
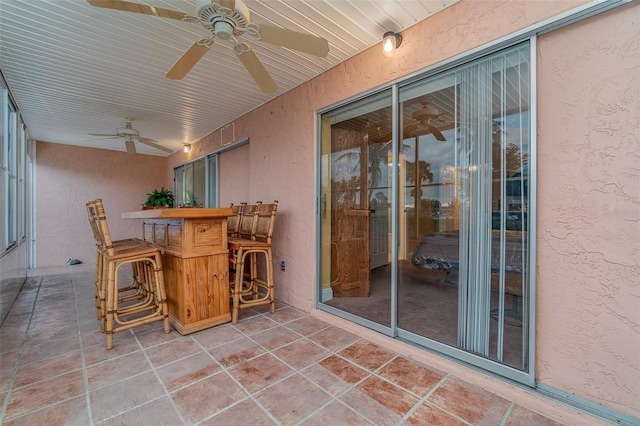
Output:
top-left (536, 3), bottom-right (640, 418)
top-left (36, 142), bottom-right (168, 267)
top-left (35, 0), bottom-right (638, 419)
top-left (166, 0), bottom-right (587, 311)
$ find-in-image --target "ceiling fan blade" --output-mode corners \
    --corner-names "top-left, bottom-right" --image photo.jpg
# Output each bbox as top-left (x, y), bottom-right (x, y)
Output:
top-left (235, 43), bottom-right (277, 93)
top-left (217, 0), bottom-right (236, 11)
top-left (125, 140), bottom-right (136, 154)
top-left (88, 133), bottom-right (119, 137)
top-left (428, 124), bottom-right (447, 142)
top-left (86, 0), bottom-right (186, 20)
top-left (137, 137), bottom-right (173, 153)
top-left (255, 24), bottom-right (329, 58)
top-left (165, 40), bottom-right (213, 80)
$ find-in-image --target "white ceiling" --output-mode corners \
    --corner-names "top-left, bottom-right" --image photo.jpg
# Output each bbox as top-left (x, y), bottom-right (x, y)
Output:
top-left (0, 0), bottom-right (458, 156)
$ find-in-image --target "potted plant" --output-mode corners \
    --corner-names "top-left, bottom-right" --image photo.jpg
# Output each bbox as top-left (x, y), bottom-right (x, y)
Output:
top-left (143, 187), bottom-right (175, 209)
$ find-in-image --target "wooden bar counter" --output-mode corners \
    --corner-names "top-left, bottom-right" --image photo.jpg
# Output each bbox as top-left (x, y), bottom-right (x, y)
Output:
top-left (122, 207), bottom-right (233, 334)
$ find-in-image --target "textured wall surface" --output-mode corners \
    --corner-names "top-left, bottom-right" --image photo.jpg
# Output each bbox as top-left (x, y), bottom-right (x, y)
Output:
top-left (36, 142), bottom-right (168, 267)
top-left (166, 0), bottom-right (585, 313)
top-left (536, 3), bottom-right (640, 418)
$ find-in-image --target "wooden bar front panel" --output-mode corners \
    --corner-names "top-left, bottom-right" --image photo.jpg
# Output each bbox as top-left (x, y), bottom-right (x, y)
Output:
top-left (139, 213), bottom-right (231, 334)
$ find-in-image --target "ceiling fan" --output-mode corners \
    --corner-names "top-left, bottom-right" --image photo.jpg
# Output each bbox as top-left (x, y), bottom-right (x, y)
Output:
top-left (86, 0), bottom-right (330, 93)
top-left (405, 102), bottom-right (447, 141)
top-left (88, 117), bottom-right (173, 154)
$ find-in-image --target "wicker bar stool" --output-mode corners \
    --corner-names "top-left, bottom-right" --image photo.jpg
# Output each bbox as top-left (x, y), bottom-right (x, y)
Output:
top-left (86, 199), bottom-right (153, 328)
top-left (228, 201), bottom-right (278, 323)
top-left (93, 201), bottom-right (170, 349)
top-left (227, 202), bottom-right (247, 238)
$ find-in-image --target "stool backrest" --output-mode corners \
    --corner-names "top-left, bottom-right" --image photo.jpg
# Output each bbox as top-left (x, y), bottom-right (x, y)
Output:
top-left (253, 201), bottom-right (278, 243)
top-left (227, 202), bottom-right (247, 238)
top-left (86, 200), bottom-right (102, 247)
top-left (237, 202), bottom-right (262, 240)
top-left (93, 199), bottom-right (116, 255)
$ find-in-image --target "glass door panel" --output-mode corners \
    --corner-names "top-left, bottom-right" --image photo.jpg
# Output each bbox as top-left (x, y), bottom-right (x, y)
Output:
top-left (319, 89), bottom-right (393, 329)
top-left (397, 43), bottom-right (530, 370)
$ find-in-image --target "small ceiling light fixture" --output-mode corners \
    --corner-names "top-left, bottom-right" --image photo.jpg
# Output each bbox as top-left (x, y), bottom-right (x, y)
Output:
top-left (382, 31), bottom-right (402, 57)
top-left (183, 144), bottom-right (191, 153)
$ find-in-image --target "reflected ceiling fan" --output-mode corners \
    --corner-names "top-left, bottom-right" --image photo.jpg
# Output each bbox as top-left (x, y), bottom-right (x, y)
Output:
top-left (88, 118), bottom-right (173, 154)
top-left (405, 102), bottom-right (447, 141)
top-left (86, 0), bottom-right (330, 93)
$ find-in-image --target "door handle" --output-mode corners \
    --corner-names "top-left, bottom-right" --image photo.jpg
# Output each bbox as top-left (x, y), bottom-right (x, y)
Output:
top-left (322, 194), bottom-right (327, 218)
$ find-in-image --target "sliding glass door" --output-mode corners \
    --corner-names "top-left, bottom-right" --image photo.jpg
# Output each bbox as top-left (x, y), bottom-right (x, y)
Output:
top-left (397, 43), bottom-right (530, 372)
top-left (319, 89), bottom-right (393, 331)
top-left (318, 42), bottom-right (532, 381)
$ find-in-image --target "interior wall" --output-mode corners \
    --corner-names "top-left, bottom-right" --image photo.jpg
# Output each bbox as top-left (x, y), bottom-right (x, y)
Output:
top-left (35, 141), bottom-right (168, 267)
top-left (536, 2), bottom-right (640, 418)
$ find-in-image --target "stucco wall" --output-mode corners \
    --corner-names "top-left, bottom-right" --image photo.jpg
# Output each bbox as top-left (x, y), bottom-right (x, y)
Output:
top-left (536, 3), bottom-right (640, 418)
top-left (36, 141), bottom-right (168, 267)
top-left (165, 0), bottom-right (585, 312)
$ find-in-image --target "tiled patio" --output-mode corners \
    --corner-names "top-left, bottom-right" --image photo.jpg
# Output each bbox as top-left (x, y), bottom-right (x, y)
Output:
top-left (0, 264), bottom-right (599, 425)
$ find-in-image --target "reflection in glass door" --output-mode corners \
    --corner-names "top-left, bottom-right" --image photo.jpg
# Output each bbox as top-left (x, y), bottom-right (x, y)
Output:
top-left (398, 43), bottom-right (531, 372)
top-left (319, 89), bottom-right (393, 331)
top-left (319, 42), bottom-right (532, 380)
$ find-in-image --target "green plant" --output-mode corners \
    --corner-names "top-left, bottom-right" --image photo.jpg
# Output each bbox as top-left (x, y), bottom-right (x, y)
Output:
top-left (144, 187), bottom-right (175, 207)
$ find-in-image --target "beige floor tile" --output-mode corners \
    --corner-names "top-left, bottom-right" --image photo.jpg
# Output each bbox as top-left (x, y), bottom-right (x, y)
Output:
top-left (337, 340), bottom-right (396, 372)
top-left (283, 315), bottom-right (331, 336)
top-left (191, 323), bottom-right (245, 349)
top-left (405, 401), bottom-right (468, 426)
top-left (227, 353), bottom-right (295, 393)
top-left (505, 404), bottom-right (564, 426)
top-left (2, 395), bottom-right (89, 426)
top-left (273, 339), bottom-right (331, 370)
top-left (357, 375), bottom-right (420, 416)
top-left (267, 306), bottom-right (307, 324)
top-left (339, 385), bottom-right (404, 426)
top-left (307, 354), bottom-right (370, 394)
top-left (89, 371), bottom-right (165, 423)
top-left (86, 351), bottom-right (151, 390)
top-left (377, 356), bottom-right (445, 397)
top-left (209, 336), bottom-right (266, 368)
top-left (144, 337), bottom-right (203, 368)
top-left (4, 370), bottom-right (85, 420)
top-left (232, 315), bottom-right (279, 336)
top-left (428, 377), bottom-right (510, 424)
top-left (96, 396), bottom-right (183, 425)
top-left (250, 325), bottom-right (302, 350)
top-left (12, 350), bottom-right (82, 388)
top-left (156, 352), bottom-right (221, 392)
top-left (200, 397), bottom-right (277, 425)
top-left (300, 400), bottom-right (373, 425)
top-left (18, 334), bottom-right (80, 365)
top-left (254, 374), bottom-right (332, 425)
top-left (170, 372), bottom-right (247, 424)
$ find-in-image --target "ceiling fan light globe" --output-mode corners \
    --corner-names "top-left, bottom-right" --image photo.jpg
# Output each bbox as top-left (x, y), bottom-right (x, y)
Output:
top-left (215, 20), bottom-right (233, 40)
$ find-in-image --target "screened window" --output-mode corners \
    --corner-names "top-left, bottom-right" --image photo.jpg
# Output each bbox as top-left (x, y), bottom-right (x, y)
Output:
top-left (174, 153), bottom-right (218, 208)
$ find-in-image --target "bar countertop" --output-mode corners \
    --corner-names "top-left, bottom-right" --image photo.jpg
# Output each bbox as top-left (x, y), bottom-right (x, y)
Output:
top-left (121, 207), bottom-right (233, 219)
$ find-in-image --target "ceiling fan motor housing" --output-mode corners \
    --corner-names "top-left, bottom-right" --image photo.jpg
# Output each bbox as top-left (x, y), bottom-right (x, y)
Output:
top-left (117, 127), bottom-right (140, 137)
top-left (196, 0), bottom-right (249, 37)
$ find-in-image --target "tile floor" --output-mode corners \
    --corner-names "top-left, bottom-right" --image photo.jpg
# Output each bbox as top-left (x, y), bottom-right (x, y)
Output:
top-left (0, 265), bottom-right (584, 425)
